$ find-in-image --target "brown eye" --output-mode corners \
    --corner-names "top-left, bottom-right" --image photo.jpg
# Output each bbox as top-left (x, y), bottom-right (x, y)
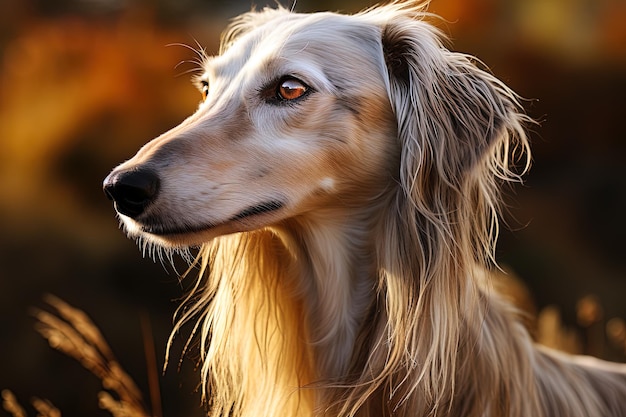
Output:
top-left (277, 78), bottom-right (308, 101)
top-left (200, 80), bottom-right (209, 101)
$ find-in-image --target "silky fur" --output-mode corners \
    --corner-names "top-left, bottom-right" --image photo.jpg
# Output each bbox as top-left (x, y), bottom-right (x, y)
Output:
top-left (105, 2), bottom-right (626, 416)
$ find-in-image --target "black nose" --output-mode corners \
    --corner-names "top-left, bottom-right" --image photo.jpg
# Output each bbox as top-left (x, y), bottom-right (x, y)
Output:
top-left (103, 168), bottom-right (160, 218)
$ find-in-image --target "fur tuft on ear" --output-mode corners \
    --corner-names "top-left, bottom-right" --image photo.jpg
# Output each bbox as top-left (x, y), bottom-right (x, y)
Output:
top-left (380, 11), bottom-right (531, 267)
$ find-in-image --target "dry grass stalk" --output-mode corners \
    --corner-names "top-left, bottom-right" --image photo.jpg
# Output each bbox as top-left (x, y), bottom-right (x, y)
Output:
top-left (536, 306), bottom-right (582, 354)
top-left (98, 391), bottom-right (150, 417)
top-left (31, 397), bottom-right (61, 417)
top-left (31, 295), bottom-right (152, 417)
top-left (607, 317), bottom-right (626, 354)
top-left (0, 391), bottom-right (61, 417)
top-left (1, 390), bottom-right (27, 417)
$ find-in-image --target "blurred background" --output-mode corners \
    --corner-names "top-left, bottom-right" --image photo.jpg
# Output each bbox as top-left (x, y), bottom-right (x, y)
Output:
top-left (0, 0), bottom-right (625, 415)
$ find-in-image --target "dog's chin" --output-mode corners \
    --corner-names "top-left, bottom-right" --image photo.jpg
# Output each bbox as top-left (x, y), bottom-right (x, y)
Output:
top-left (120, 217), bottom-right (239, 249)
top-left (132, 222), bottom-right (227, 249)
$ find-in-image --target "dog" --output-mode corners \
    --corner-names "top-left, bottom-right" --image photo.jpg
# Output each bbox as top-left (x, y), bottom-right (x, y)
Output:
top-left (103, 2), bottom-right (626, 416)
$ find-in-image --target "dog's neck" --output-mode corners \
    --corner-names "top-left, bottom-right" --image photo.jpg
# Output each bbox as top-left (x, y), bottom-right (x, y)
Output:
top-left (274, 206), bottom-right (380, 381)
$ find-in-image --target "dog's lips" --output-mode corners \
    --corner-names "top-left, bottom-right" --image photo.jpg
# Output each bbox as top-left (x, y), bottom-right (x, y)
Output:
top-left (136, 200), bottom-right (285, 238)
top-left (139, 220), bottom-right (215, 237)
top-left (230, 200), bottom-right (284, 221)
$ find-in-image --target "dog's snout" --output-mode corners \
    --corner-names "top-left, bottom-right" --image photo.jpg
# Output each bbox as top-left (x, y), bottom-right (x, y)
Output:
top-left (103, 168), bottom-right (160, 218)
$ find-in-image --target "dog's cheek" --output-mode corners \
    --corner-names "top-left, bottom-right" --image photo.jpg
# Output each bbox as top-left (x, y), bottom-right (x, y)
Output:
top-left (328, 94), bottom-right (398, 172)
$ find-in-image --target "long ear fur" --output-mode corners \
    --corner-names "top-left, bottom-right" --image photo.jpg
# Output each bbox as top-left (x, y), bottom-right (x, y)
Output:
top-left (332, 5), bottom-right (532, 416)
top-left (380, 7), bottom-right (531, 268)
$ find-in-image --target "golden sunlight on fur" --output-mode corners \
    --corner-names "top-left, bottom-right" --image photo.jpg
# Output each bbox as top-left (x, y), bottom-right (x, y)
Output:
top-left (103, 1), bottom-right (626, 416)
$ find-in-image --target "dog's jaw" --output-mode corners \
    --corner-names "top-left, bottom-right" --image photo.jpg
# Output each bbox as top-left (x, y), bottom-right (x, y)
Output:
top-left (119, 199), bottom-right (288, 249)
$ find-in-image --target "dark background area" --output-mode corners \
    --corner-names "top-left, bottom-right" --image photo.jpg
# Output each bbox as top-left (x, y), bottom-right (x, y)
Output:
top-left (0, 0), bottom-right (625, 415)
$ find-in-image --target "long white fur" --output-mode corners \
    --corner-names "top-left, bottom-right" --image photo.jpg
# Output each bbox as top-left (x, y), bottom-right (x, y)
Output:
top-left (107, 1), bottom-right (626, 416)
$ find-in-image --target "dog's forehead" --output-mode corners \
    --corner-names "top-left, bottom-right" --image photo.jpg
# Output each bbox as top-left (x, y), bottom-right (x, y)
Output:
top-left (210, 12), bottom-right (383, 79)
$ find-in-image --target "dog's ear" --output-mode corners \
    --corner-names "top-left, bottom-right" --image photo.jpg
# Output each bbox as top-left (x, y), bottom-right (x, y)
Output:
top-left (382, 18), bottom-right (529, 187)
top-left (379, 15), bottom-right (530, 262)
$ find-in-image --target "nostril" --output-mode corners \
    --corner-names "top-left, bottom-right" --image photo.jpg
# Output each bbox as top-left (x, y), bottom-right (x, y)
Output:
top-left (103, 168), bottom-right (160, 218)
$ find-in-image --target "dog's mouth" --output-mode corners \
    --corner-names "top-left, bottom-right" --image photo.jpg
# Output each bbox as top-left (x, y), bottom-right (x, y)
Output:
top-left (230, 200), bottom-right (284, 221)
top-left (137, 200), bottom-right (285, 237)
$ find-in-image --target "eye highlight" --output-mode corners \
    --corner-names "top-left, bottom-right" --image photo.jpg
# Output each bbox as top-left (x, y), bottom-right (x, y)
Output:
top-left (200, 80), bottom-right (209, 101)
top-left (277, 77), bottom-right (309, 101)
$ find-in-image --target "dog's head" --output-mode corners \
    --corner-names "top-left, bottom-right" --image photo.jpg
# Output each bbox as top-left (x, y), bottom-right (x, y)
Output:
top-left (103, 3), bottom-right (529, 252)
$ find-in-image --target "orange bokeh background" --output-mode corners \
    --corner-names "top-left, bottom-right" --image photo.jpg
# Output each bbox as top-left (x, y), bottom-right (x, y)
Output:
top-left (1, 0), bottom-right (625, 415)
